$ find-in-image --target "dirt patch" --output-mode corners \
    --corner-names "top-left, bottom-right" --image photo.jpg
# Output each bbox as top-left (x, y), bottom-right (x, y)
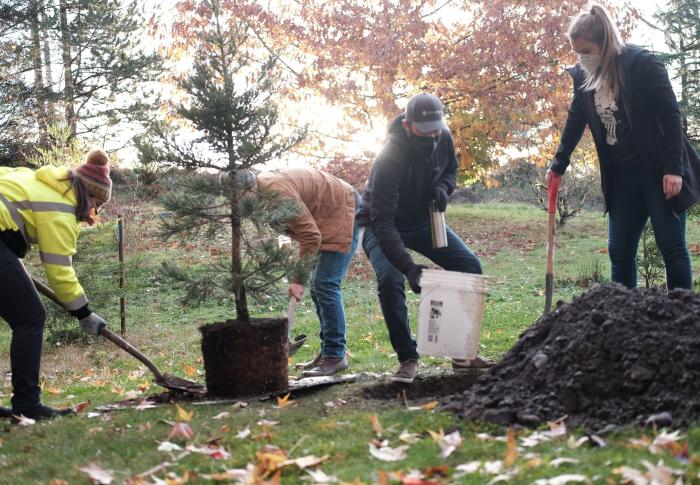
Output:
top-left (448, 218), bottom-right (543, 258)
top-left (362, 370), bottom-right (484, 401)
top-left (200, 318), bottom-right (288, 398)
top-left (442, 284), bottom-right (700, 431)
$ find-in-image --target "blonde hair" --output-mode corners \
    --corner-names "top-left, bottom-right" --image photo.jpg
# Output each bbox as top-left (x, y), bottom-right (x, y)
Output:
top-left (568, 3), bottom-right (625, 96)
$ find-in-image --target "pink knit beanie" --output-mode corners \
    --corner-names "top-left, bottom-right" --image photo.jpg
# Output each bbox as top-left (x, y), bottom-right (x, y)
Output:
top-left (74, 149), bottom-right (112, 207)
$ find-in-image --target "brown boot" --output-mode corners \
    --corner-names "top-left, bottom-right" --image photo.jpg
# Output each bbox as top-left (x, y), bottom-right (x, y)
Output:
top-left (301, 356), bottom-right (349, 377)
top-left (294, 353), bottom-right (322, 370)
top-left (391, 360), bottom-right (418, 383)
top-left (452, 355), bottom-right (495, 372)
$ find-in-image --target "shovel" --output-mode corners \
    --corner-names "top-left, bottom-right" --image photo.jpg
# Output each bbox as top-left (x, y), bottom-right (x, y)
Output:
top-left (544, 173), bottom-right (562, 315)
top-left (286, 297), bottom-right (307, 357)
top-left (30, 276), bottom-right (206, 395)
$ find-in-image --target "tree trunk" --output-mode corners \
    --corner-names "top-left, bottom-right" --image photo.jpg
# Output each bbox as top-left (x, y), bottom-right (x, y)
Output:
top-left (40, 0), bottom-right (55, 120)
top-left (29, 0), bottom-right (48, 144)
top-left (59, 0), bottom-right (76, 138)
top-left (231, 193), bottom-right (250, 322)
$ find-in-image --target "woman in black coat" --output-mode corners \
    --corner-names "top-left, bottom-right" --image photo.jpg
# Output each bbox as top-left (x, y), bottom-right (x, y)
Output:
top-left (546, 3), bottom-right (700, 290)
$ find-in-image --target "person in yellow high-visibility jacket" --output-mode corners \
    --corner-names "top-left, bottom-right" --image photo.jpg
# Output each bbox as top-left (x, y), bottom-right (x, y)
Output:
top-left (0, 148), bottom-right (112, 421)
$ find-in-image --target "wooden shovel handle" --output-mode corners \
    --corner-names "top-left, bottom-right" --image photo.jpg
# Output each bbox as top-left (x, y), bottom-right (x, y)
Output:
top-left (30, 275), bottom-right (164, 381)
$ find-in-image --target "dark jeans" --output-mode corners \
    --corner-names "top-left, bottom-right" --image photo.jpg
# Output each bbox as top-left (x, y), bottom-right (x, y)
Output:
top-left (362, 224), bottom-right (482, 362)
top-left (607, 162), bottom-right (692, 289)
top-left (310, 221), bottom-right (361, 358)
top-left (0, 238), bottom-right (46, 411)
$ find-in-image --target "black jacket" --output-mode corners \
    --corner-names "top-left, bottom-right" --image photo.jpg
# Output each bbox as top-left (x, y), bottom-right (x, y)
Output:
top-left (550, 45), bottom-right (700, 213)
top-left (356, 114), bottom-right (457, 274)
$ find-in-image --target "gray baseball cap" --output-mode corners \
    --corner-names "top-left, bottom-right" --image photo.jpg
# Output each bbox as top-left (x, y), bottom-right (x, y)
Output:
top-left (405, 93), bottom-right (447, 133)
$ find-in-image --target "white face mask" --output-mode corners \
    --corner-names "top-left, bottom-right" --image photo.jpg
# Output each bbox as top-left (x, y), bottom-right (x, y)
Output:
top-left (578, 53), bottom-right (601, 74)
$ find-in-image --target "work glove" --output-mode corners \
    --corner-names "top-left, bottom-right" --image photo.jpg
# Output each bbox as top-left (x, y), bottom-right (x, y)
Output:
top-left (79, 313), bottom-right (107, 336)
top-left (406, 264), bottom-right (428, 294)
top-left (432, 186), bottom-right (448, 212)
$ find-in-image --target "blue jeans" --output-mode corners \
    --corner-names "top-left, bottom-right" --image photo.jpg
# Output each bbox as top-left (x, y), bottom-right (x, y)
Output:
top-left (362, 224), bottom-right (482, 362)
top-left (310, 222), bottom-right (361, 358)
top-left (608, 164), bottom-right (692, 289)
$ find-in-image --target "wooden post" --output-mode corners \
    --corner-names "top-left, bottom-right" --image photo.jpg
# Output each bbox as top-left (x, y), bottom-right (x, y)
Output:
top-left (118, 214), bottom-right (126, 336)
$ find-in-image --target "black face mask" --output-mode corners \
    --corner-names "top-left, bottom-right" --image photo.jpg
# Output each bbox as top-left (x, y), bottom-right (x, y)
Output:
top-left (409, 132), bottom-right (439, 160)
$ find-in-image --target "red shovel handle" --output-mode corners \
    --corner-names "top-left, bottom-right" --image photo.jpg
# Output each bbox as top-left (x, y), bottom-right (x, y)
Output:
top-left (548, 173), bottom-right (561, 214)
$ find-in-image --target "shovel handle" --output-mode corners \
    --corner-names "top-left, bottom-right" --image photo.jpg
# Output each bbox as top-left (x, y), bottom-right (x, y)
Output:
top-left (30, 275), bottom-right (165, 381)
top-left (548, 173), bottom-right (561, 214)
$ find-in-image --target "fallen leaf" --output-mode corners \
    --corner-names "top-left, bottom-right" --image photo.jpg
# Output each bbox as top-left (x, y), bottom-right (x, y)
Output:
top-left (370, 415), bottom-right (383, 437)
top-left (73, 401), bottom-right (92, 414)
top-left (454, 461), bottom-right (481, 476)
top-left (176, 404), bottom-right (193, 422)
top-left (236, 426), bottom-right (251, 439)
top-left (547, 417), bottom-right (567, 438)
top-left (135, 399), bottom-right (157, 411)
top-left (399, 430), bottom-right (420, 444)
top-left (369, 442), bottom-right (409, 462)
top-left (428, 429), bottom-right (462, 458)
top-left (186, 444), bottom-right (231, 460)
top-left (45, 386), bottom-right (63, 395)
top-left (12, 414), bottom-right (35, 426)
top-left (212, 412), bottom-right (230, 420)
top-left (420, 401), bottom-right (439, 411)
top-left (504, 427), bottom-right (518, 467)
top-left (483, 461), bottom-right (503, 475)
top-left (549, 457), bottom-right (580, 467)
top-left (254, 445), bottom-right (288, 479)
top-left (185, 365), bottom-right (197, 378)
top-left (257, 420), bottom-right (279, 427)
top-left (276, 393), bottom-right (295, 409)
top-left (567, 436), bottom-right (589, 449)
top-left (305, 469), bottom-right (338, 484)
top-left (283, 454), bottom-right (329, 469)
top-left (532, 475), bottom-right (589, 485)
top-left (79, 462), bottom-right (114, 484)
top-left (49, 481), bottom-right (68, 485)
top-left (167, 422), bottom-right (194, 441)
top-left (232, 401), bottom-right (248, 409)
top-left (649, 430), bottom-right (684, 455)
top-left (157, 441), bottom-right (182, 452)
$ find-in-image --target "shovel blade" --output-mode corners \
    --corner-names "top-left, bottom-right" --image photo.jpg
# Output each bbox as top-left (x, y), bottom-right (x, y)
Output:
top-left (155, 374), bottom-right (207, 395)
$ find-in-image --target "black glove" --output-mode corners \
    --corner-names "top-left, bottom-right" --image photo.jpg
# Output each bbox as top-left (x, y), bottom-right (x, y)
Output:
top-left (406, 264), bottom-right (428, 294)
top-left (432, 186), bottom-right (448, 212)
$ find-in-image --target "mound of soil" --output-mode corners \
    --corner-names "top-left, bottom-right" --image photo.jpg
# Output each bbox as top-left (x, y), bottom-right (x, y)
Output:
top-left (443, 283), bottom-right (700, 430)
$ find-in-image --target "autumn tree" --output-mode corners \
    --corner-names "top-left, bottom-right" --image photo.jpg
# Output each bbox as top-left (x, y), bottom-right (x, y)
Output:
top-left (209, 0), bottom-right (636, 177)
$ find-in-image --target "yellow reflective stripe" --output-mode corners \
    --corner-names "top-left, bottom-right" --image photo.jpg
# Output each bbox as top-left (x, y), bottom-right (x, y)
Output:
top-left (13, 200), bottom-right (75, 214)
top-left (0, 192), bottom-right (27, 241)
top-left (40, 251), bottom-right (72, 266)
top-left (64, 294), bottom-right (88, 311)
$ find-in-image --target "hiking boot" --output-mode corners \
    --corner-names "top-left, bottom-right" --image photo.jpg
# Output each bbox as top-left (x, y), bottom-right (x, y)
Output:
top-left (12, 404), bottom-right (75, 422)
top-left (452, 356), bottom-right (495, 372)
top-left (301, 356), bottom-right (349, 377)
top-left (391, 360), bottom-right (418, 384)
top-left (294, 353), bottom-right (322, 370)
top-left (0, 407), bottom-right (12, 419)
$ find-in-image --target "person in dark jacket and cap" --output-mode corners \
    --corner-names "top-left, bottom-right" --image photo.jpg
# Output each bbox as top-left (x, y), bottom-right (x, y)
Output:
top-left (546, 3), bottom-right (700, 290)
top-left (356, 93), bottom-right (488, 384)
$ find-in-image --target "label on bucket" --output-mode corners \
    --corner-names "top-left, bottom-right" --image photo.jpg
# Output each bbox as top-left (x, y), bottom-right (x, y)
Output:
top-left (427, 300), bottom-right (443, 343)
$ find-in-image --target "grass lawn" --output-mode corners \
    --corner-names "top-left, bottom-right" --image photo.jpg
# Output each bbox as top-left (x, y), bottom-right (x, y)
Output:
top-left (1, 201), bottom-right (699, 484)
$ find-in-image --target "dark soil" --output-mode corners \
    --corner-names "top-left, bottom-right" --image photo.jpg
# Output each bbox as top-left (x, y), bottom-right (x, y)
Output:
top-left (362, 371), bottom-right (484, 401)
top-left (200, 318), bottom-right (288, 398)
top-left (442, 283), bottom-right (700, 430)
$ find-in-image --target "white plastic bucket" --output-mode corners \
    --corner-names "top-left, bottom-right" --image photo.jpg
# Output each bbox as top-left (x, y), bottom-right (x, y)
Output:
top-left (417, 269), bottom-right (487, 360)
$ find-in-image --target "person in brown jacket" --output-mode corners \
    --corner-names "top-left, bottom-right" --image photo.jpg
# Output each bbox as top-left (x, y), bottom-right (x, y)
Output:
top-left (255, 168), bottom-right (361, 376)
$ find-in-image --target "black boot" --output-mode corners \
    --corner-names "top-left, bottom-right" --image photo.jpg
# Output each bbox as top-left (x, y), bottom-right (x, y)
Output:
top-left (12, 404), bottom-right (75, 422)
top-left (0, 407), bottom-right (12, 419)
